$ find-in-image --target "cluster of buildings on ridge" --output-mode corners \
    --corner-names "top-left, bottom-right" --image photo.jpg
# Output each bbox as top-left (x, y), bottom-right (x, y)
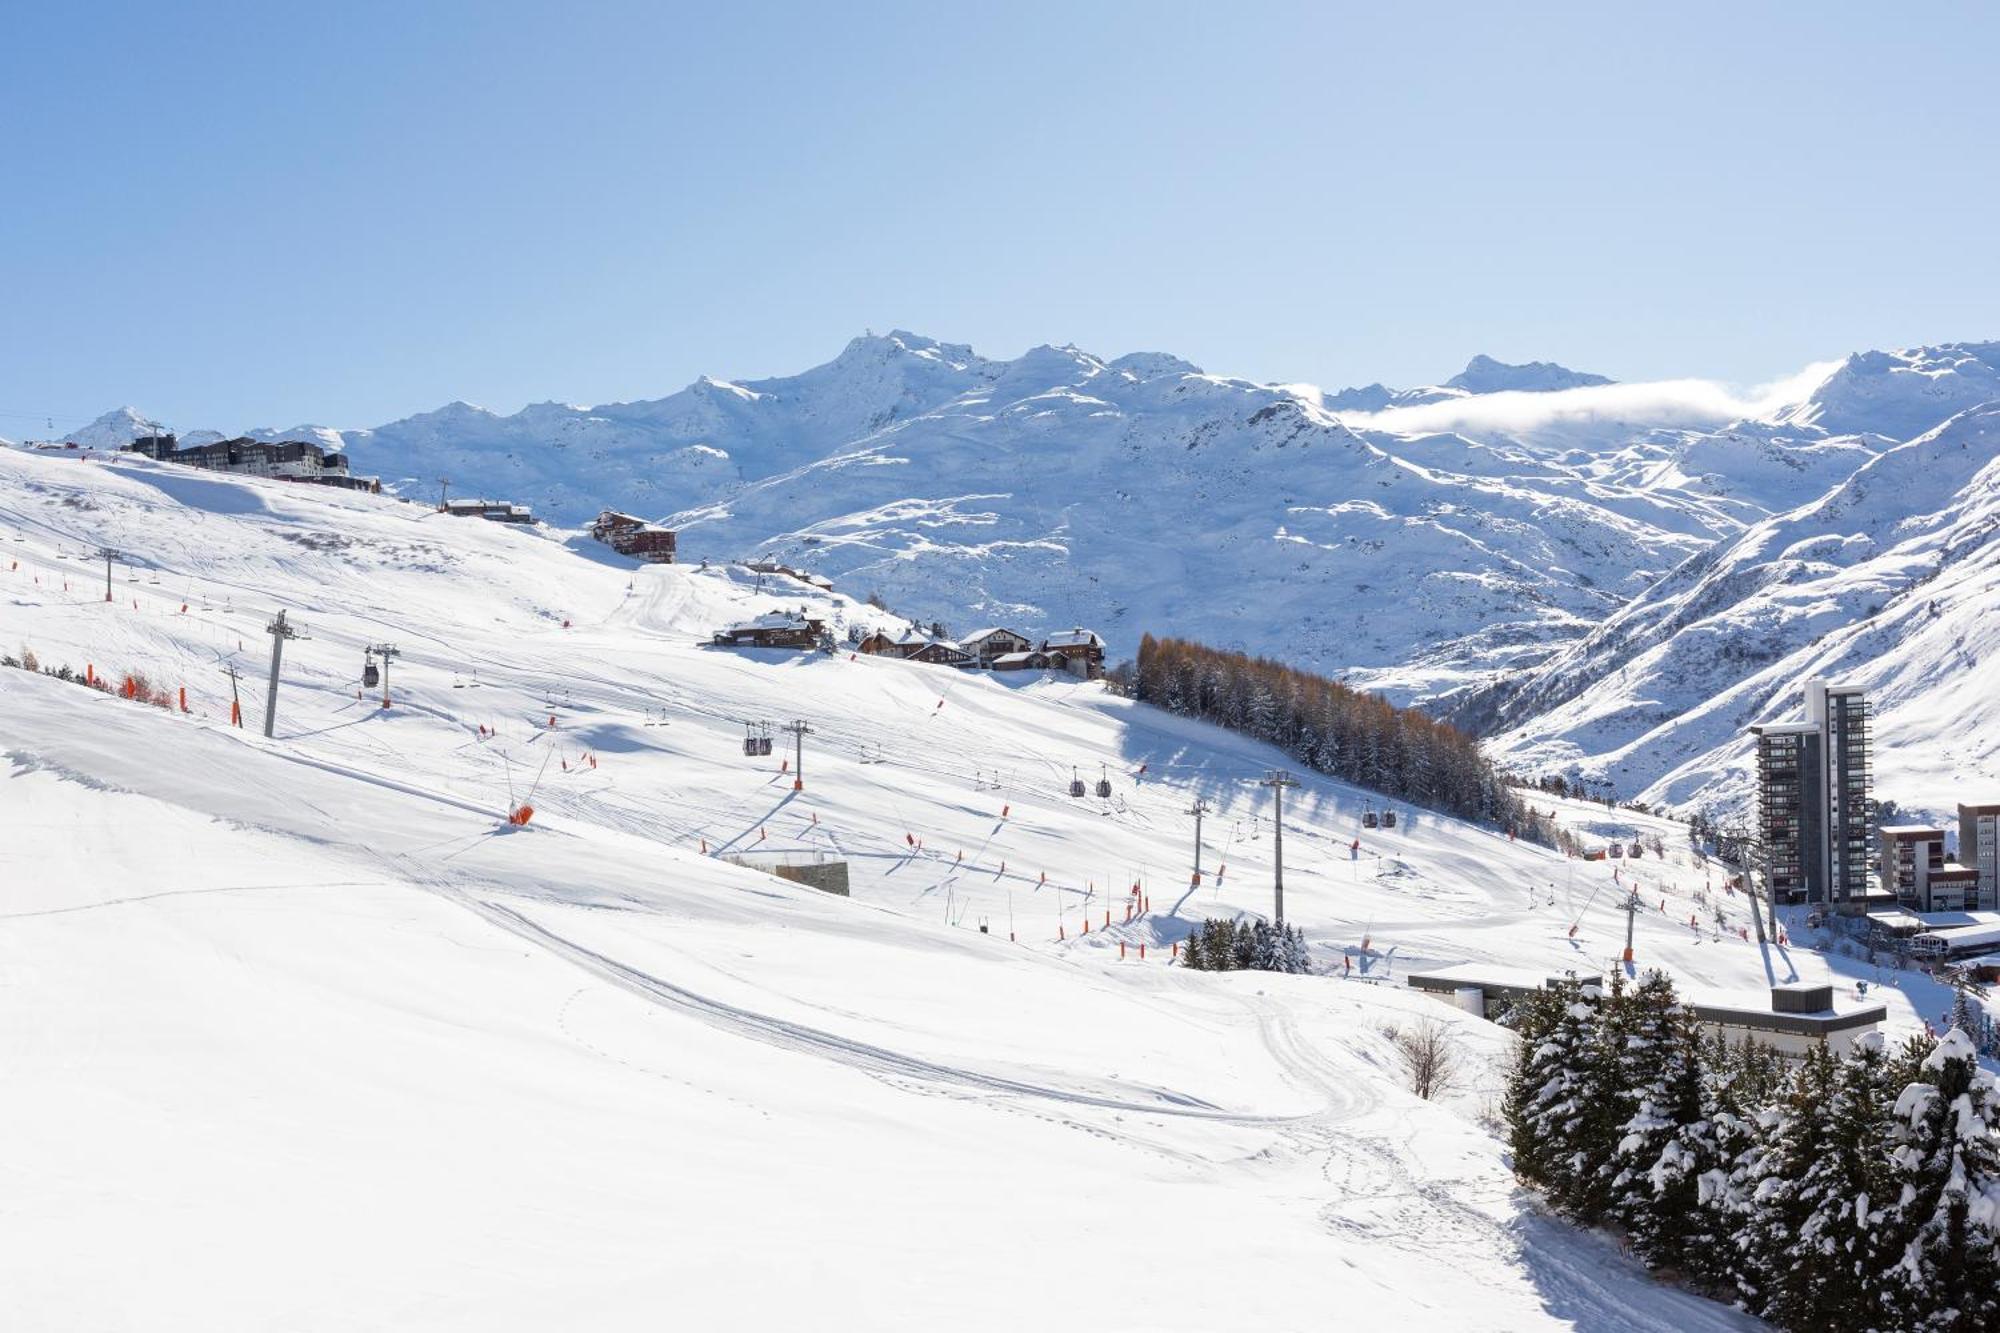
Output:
top-left (121, 433), bottom-right (382, 492)
top-left (1750, 676), bottom-right (2000, 917)
top-left (858, 625), bottom-right (1106, 679)
top-left (713, 613), bottom-right (1106, 680)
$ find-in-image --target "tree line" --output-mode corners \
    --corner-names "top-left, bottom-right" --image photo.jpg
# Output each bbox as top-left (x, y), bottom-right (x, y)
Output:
top-left (1132, 634), bottom-right (1551, 839)
top-left (1178, 917), bottom-right (1310, 973)
top-left (1505, 972), bottom-right (2000, 1331)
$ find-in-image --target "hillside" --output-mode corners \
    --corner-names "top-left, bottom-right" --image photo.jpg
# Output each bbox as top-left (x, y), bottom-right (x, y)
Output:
top-left (1478, 405), bottom-right (2000, 822)
top-left (0, 445), bottom-right (1830, 1330)
top-left (43, 334), bottom-right (2000, 819)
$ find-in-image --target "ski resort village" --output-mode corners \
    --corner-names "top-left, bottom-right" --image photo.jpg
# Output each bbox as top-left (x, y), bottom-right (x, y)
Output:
top-left (7, 327), bottom-right (2000, 1332)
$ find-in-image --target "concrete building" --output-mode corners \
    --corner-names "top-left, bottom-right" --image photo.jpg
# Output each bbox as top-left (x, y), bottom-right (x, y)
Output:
top-left (1407, 965), bottom-right (1886, 1058)
top-left (1961, 802), bottom-right (2000, 910)
top-left (1879, 824), bottom-right (1984, 913)
top-left (1749, 678), bottom-right (1874, 910)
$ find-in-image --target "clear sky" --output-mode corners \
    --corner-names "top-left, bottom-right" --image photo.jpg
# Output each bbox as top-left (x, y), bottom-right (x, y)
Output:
top-left (3, 1), bottom-right (1996, 436)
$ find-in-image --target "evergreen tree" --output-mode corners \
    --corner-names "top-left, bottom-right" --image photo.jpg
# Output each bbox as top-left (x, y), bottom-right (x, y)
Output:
top-left (1504, 987), bottom-right (1567, 1188)
top-left (1521, 979), bottom-right (1609, 1220)
top-left (1881, 1027), bottom-right (2000, 1332)
top-left (1604, 972), bottom-right (1706, 1272)
top-left (1791, 1033), bottom-right (1897, 1333)
top-left (1681, 1034), bottom-right (1773, 1298)
top-left (1736, 1044), bottom-right (1838, 1323)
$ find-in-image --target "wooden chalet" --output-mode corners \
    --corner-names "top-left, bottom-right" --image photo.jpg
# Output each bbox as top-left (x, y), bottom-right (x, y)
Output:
top-left (960, 627), bottom-right (1033, 667)
top-left (907, 640), bottom-right (973, 668)
top-left (991, 649), bottom-right (1059, 672)
top-left (591, 509), bottom-right (677, 563)
top-left (1040, 628), bottom-right (1106, 679)
top-left (712, 610), bottom-right (828, 651)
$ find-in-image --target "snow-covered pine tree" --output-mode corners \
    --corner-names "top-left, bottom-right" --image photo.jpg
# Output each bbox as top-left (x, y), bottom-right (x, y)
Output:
top-left (1605, 970), bottom-right (1706, 1270)
top-left (1181, 927), bottom-right (1205, 970)
top-left (1558, 973), bottom-right (1634, 1226)
top-left (1734, 1043), bottom-right (1838, 1321)
top-left (1522, 978), bottom-right (1613, 1221)
top-left (1789, 1033), bottom-right (1896, 1332)
top-left (1680, 1033), bottom-right (1777, 1299)
top-left (1880, 1027), bottom-right (2000, 1332)
top-left (1504, 986), bottom-right (1567, 1189)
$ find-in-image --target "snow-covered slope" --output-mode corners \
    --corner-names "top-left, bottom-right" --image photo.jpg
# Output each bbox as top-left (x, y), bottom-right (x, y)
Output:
top-left (1479, 405), bottom-right (2000, 822)
top-left (0, 446), bottom-right (1840, 1328)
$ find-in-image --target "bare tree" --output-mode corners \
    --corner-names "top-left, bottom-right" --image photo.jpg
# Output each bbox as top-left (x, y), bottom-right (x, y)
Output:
top-left (1390, 1018), bottom-right (1463, 1101)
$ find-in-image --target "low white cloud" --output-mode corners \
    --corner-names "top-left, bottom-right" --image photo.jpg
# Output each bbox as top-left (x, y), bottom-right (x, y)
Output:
top-left (1324, 360), bottom-right (1843, 438)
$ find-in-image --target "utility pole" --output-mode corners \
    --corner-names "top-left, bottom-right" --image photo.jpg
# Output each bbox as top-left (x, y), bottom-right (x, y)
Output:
top-left (783, 719), bottom-right (814, 791)
top-left (368, 643), bottom-right (400, 709)
top-left (437, 476), bottom-right (451, 512)
top-left (1261, 770), bottom-right (1297, 922)
top-left (263, 609), bottom-right (303, 738)
top-left (98, 546), bottom-right (118, 603)
top-left (1187, 797), bottom-right (1210, 887)
top-left (222, 665), bottom-right (244, 728)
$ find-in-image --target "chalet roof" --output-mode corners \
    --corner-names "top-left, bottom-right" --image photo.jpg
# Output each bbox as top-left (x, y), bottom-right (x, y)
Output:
top-left (962, 627), bottom-right (1027, 644)
top-left (991, 651), bottom-right (1047, 665)
top-left (1043, 627), bottom-right (1103, 649)
top-left (732, 610), bottom-right (820, 632)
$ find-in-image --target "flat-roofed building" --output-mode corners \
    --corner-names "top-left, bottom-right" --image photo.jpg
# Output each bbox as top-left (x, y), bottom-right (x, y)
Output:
top-left (1960, 801), bottom-right (2000, 911)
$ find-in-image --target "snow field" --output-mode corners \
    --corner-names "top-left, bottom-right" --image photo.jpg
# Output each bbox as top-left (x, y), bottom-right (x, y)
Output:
top-left (0, 448), bottom-right (1785, 1329)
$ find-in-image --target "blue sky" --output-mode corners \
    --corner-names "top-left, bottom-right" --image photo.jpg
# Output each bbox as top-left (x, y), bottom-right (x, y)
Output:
top-left (2, 1), bottom-right (1996, 434)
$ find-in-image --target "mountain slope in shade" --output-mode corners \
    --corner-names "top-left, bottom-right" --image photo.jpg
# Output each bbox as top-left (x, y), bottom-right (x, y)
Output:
top-left (1479, 404), bottom-right (2000, 822)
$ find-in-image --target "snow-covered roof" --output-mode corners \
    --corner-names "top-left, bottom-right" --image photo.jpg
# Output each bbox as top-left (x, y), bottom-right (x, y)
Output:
top-left (962, 627), bottom-right (1026, 644)
top-left (1881, 824), bottom-right (1945, 837)
top-left (992, 651), bottom-right (1046, 665)
top-left (1043, 628), bottom-right (1103, 649)
top-left (731, 611), bottom-right (816, 631)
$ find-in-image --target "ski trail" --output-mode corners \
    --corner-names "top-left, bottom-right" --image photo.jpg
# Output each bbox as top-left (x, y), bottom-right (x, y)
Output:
top-left (438, 885), bottom-right (1303, 1124)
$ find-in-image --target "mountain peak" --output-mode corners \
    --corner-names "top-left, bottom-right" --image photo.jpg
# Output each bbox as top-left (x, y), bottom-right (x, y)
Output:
top-left (1444, 355), bottom-right (1614, 395)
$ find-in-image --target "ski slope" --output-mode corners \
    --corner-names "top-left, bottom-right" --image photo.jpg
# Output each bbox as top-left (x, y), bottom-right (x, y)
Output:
top-left (0, 445), bottom-right (1872, 1329)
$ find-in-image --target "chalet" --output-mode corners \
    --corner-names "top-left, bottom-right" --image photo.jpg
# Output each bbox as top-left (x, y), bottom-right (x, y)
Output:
top-left (907, 640), bottom-right (973, 669)
top-left (1040, 627), bottom-right (1106, 679)
top-left (960, 627), bottom-right (1033, 667)
top-left (444, 498), bottom-right (535, 524)
top-left (712, 610), bottom-right (828, 651)
top-left (857, 631), bottom-right (902, 657)
top-left (590, 509), bottom-right (677, 563)
top-left (991, 650), bottom-right (1056, 672)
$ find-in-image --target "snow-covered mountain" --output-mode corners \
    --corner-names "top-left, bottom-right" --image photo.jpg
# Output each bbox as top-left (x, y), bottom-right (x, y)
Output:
top-left (1475, 404), bottom-right (2000, 822)
top-left (1321, 353), bottom-right (1613, 412)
